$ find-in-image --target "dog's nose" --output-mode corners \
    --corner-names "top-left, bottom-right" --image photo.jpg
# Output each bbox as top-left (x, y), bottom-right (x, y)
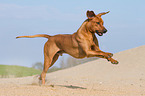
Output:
top-left (103, 29), bottom-right (107, 33)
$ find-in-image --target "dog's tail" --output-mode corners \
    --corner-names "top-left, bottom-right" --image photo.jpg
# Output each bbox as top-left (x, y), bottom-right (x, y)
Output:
top-left (16, 34), bottom-right (51, 39)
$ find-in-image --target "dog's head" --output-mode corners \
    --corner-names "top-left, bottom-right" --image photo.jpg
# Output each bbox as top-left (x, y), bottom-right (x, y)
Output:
top-left (86, 10), bottom-right (109, 36)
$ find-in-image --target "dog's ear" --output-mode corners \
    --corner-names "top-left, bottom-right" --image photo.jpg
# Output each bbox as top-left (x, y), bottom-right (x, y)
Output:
top-left (96, 11), bottom-right (110, 17)
top-left (86, 10), bottom-right (96, 19)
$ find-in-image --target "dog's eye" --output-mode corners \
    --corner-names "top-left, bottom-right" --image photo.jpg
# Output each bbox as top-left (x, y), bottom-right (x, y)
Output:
top-left (96, 22), bottom-right (100, 24)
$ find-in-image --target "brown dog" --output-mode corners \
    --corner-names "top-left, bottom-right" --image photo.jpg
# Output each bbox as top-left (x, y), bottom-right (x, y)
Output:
top-left (16, 10), bottom-right (119, 85)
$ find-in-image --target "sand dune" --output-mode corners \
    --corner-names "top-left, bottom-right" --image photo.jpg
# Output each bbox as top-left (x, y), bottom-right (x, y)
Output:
top-left (0, 45), bottom-right (145, 96)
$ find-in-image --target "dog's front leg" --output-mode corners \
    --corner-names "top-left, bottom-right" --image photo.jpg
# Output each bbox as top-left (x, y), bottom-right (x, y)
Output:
top-left (86, 50), bottom-right (118, 64)
top-left (93, 49), bottom-right (118, 64)
top-left (86, 50), bottom-right (111, 58)
top-left (93, 35), bottom-right (114, 58)
top-left (91, 44), bottom-right (113, 58)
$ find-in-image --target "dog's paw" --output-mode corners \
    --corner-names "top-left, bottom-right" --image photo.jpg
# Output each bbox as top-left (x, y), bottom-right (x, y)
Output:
top-left (108, 58), bottom-right (119, 64)
top-left (111, 60), bottom-right (119, 64)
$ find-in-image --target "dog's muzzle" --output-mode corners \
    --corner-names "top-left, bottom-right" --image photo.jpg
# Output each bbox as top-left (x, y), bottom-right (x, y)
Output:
top-left (96, 29), bottom-right (107, 36)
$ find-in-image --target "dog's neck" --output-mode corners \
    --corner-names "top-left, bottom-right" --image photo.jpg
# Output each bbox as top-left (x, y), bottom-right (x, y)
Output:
top-left (75, 20), bottom-right (94, 40)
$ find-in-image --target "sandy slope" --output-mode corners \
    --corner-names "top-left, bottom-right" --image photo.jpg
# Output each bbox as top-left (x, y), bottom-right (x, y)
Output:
top-left (0, 45), bottom-right (145, 96)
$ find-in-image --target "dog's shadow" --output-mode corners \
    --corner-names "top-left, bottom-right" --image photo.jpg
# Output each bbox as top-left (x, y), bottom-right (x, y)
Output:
top-left (31, 76), bottom-right (87, 89)
top-left (57, 85), bottom-right (87, 89)
top-left (30, 83), bottom-right (87, 90)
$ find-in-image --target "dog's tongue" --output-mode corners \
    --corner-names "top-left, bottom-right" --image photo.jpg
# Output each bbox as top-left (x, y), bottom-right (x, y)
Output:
top-left (98, 33), bottom-right (103, 36)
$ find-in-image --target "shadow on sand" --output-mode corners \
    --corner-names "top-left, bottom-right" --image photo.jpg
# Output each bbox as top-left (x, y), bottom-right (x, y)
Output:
top-left (58, 85), bottom-right (87, 89)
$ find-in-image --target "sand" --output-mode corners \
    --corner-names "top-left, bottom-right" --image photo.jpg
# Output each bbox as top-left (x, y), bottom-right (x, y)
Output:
top-left (0, 45), bottom-right (145, 96)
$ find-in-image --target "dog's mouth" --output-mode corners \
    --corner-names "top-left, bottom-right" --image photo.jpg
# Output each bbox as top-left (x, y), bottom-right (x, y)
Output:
top-left (96, 31), bottom-right (103, 36)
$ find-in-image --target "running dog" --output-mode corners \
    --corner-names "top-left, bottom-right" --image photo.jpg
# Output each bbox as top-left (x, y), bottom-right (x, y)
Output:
top-left (16, 10), bottom-right (119, 85)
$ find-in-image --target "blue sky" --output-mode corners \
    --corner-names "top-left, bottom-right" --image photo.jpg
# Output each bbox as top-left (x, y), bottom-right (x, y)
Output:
top-left (0, 0), bottom-right (145, 67)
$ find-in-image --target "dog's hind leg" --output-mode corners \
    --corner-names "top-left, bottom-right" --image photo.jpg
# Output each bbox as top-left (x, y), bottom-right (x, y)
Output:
top-left (40, 42), bottom-right (59, 85)
top-left (49, 54), bottom-right (59, 68)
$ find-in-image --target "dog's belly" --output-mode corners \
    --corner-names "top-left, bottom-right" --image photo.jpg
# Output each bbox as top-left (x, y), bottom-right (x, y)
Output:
top-left (69, 52), bottom-right (86, 59)
top-left (62, 48), bottom-right (87, 59)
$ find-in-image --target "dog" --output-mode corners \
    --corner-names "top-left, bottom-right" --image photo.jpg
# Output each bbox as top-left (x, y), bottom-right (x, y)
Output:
top-left (16, 10), bottom-right (119, 85)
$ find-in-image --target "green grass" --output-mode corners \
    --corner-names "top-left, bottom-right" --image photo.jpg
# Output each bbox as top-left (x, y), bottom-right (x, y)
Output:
top-left (0, 65), bottom-right (41, 78)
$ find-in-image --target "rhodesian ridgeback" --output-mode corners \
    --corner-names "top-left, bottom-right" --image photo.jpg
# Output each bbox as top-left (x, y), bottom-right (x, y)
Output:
top-left (16, 10), bottom-right (119, 85)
